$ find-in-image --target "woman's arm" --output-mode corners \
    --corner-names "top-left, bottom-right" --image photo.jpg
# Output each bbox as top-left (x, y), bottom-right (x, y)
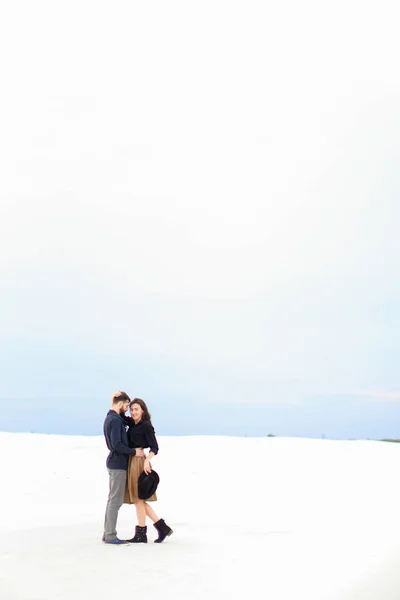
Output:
top-left (144, 451), bottom-right (155, 474)
top-left (143, 422), bottom-right (159, 455)
top-left (121, 414), bottom-right (134, 426)
top-left (143, 422), bottom-right (159, 474)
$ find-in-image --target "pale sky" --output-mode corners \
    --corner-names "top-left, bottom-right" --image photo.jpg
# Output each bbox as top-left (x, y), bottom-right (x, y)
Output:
top-left (1, 1), bottom-right (400, 437)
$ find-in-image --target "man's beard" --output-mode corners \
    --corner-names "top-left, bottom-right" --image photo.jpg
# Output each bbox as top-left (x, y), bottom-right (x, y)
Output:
top-left (119, 407), bottom-right (126, 416)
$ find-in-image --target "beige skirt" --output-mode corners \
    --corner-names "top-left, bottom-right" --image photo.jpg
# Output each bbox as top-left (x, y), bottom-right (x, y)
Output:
top-left (124, 455), bottom-right (157, 504)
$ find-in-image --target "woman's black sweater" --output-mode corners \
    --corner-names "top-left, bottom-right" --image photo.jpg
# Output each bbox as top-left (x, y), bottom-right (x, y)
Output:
top-left (124, 417), bottom-right (159, 455)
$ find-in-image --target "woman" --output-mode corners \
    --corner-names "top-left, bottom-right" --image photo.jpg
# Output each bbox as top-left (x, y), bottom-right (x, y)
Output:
top-left (124, 397), bottom-right (173, 543)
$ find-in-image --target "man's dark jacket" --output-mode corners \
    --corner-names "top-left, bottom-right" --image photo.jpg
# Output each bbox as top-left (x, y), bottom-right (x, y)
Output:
top-left (103, 410), bottom-right (137, 470)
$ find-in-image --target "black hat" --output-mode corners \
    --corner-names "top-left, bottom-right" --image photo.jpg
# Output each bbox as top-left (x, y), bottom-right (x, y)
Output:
top-left (138, 469), bottom-right (160, 500)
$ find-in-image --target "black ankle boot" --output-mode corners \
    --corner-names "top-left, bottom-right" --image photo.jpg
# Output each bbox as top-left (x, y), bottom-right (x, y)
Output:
top-left (128, 525), bottom-right (147, 543)
top-left (153, 519), bottom-right (173, 543)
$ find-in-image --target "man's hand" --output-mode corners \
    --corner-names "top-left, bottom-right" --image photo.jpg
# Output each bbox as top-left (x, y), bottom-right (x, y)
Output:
top-left (112, 391), bottom-right (122, 400)
top-left (135, 448), bottom-right (144, 458)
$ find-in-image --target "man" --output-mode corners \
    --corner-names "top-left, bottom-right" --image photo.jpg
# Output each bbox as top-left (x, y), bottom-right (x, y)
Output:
top-left (103, 391), bottom-right (144, 544)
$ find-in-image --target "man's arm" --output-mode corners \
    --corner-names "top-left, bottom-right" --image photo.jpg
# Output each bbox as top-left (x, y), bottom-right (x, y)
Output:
top-left (110, 420), bottom-right (138, 456)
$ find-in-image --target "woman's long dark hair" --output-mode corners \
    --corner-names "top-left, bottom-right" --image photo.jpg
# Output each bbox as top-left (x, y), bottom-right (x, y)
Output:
top-left (129, 398), bottom-right (152, 423)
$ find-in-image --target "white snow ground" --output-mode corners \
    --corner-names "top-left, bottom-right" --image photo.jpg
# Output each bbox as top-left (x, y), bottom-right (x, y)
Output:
top-left (0, 432), bottom-right (399, 600)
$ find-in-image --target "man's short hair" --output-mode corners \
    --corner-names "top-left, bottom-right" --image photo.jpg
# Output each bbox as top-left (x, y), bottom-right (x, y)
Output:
top-left (112, 391), bottom-right (131, 405)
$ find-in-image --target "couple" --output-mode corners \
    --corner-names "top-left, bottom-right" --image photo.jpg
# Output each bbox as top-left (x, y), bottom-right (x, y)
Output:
top-left (103, 391), bottom-right (173, 545)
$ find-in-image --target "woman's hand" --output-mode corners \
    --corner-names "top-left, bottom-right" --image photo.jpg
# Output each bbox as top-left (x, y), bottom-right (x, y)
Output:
top-left (144, 458), bottom-right (152, 474)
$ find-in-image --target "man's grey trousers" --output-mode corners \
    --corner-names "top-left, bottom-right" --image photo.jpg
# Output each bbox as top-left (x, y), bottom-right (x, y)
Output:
top-left (104, 468), bottom-right (127, 541)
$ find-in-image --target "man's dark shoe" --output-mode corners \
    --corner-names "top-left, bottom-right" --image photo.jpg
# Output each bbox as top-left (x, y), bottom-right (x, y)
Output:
top-left (104, 537), bottom-right (129, 545)
top-left (153, 519), bottom-right (173, 543)
top-left (128, 525), bottom-right (148, 543)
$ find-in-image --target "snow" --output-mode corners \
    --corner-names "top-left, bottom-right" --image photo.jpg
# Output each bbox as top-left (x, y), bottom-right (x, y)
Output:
top-left (0, 432), bottom-right (399, 599)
